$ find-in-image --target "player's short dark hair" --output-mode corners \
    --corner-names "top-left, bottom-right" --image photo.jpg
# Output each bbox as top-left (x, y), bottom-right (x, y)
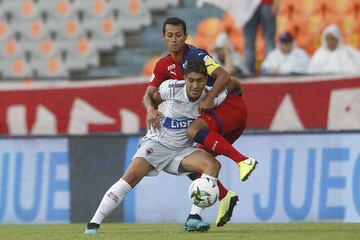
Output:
top-left (162, 17), bottom-right (187, 34)
top-left (184, 59), bottom-right (207, 77)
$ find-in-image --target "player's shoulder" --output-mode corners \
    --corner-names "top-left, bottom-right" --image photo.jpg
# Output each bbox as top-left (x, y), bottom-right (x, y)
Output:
top-left (160, 79), bottom-right (185, 89)
top-left (185, 44), bottom-right (209, 59)
top-left (159, 79), bottom-right (185, 99)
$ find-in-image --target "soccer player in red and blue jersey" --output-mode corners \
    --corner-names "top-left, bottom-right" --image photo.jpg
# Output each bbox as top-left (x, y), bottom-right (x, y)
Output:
top-left (143, 17), bottom-right (258, 229)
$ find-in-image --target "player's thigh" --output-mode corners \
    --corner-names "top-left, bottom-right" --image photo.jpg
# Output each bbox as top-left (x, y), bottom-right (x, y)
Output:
top-left (209, 94), bottom-right (247, 135)
top-left (122, 157), bottom-right (153, 188)
top-left (223, 127), bottom-right (245, 144)
top-left (180, 150), bottom-right (221, 175)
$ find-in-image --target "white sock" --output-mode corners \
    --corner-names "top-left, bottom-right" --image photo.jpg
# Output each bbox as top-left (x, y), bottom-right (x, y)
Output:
top-left (90, 178), bottom-right (132, 224)
top-left (190, 204), bottom-right (204, 216)
top-left (201, 173), bottom-right (217, 184)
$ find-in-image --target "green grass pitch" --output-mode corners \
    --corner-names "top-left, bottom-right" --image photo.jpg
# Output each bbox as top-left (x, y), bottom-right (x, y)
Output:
top-left (0, 223), bottom-right (359, 240)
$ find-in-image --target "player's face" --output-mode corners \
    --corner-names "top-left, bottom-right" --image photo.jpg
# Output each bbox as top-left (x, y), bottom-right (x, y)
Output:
top-left (163, 24), bottom-right (187, 54)
top-left (325, 33), bottom-right (338, 51)
top-left (185, 72), bottom-right (207, 101)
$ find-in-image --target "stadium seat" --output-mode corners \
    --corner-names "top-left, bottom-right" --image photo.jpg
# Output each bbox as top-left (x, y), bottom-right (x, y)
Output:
top-left (291, 14), bottom-right (324, 36)
top-left (63, 37), bottom-right (100, 70)
top-left (221, 13), bottom-right (245, 54)
top-left (324, 0), bottom-right (360, 17)
top-left (0, 39), bottom-right (24, 59)
top-left (346, 32), bottom-right (360, 49)
top-left (278, 0), bottom-right (296, 19)
top-left (33, 56), bottom-right (69, 78)
top-left (84, 17), bottom-right (125, 50)
top-left (1, 57), bottom-right (33, 78)
top-left (291, 0), bottom-right (326, 18)
top-left (0, 20), bottom-right (12, 43)
top-left (2, 0), bottom-right (40, 21)
top-left (143, 0), bottom-right (168, 11)
top-left (111, 0), bottom-right (151, 31)
top-left (12, 19), bottom-right (50, 41)
top-left (37, 0), bottom-right (77, 20)
top-left (142, 56), bottom-right (160, 75)
top-left (48, 18), bottom-right (86, 40)
top-left (24, 38), bottom-right (61, 59)
top-left (75, 0), bottom-right (113, 19)
top-left (195, 17), bottom-right (224, 51)
top-left (185, 36), bottom-right (201, 48)
top-left (143, 0), bottom-right (180, 11)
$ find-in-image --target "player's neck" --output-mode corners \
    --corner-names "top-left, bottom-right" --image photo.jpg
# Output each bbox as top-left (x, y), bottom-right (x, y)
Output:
top-left (170, 46), bottom-right (185, 62)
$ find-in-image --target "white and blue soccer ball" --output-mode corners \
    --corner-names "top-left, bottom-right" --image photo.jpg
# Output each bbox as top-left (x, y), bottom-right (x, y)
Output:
top-left (188, 177), bottom-right (219, 208)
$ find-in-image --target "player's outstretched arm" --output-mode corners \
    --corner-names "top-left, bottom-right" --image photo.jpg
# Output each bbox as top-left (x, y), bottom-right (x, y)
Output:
top-left (143, 86), bottom-right (163, 130)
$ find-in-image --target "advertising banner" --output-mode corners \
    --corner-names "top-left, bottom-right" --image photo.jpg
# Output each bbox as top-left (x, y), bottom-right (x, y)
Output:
top-left (0, 139), bottom-right (69, 223)
top-left (0, 76), bottom-right (359, 135)
top-left (127, 133), bottom-right (360, 223)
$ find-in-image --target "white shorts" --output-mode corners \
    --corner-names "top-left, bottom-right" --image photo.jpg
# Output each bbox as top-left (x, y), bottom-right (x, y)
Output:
top-left (132, 138), bottom-right (201, 176)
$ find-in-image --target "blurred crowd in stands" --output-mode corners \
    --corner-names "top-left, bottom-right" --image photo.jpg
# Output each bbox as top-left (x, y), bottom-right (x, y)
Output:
top-left (0, 0), bottom-right (359, 80)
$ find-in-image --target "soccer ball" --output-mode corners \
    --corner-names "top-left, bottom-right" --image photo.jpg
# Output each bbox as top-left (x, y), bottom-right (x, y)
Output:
top-left (188, 177), bottom-right (219, 208)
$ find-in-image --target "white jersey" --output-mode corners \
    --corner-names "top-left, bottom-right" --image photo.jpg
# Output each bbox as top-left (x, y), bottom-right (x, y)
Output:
top-left (145, 79), bottom-right (227, 149)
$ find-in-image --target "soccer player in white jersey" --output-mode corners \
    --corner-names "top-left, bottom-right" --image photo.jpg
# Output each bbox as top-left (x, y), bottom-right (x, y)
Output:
top-left (84, 59), bottom-right (229, 234)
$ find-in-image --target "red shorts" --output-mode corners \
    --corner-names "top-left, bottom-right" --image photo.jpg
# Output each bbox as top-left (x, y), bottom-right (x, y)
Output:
top-left (198, 94), bottom-right (247, 142)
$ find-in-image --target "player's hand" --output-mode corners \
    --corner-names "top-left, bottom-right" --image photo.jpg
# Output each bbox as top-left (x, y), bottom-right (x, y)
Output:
top-left (146, 108), bottom-right (163, 131)
top-left (198, 95), bottom-right (215, 113)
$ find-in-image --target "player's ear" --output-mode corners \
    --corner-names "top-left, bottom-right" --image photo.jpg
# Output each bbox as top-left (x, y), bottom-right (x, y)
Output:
top-left (162, 33), bottom-right (166, 41)
top-left (184, 32), bottom-right (188, 40)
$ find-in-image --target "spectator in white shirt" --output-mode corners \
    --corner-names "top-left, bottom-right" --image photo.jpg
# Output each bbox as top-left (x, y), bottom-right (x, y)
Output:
top-left (261, 32), bottom-right (310, 76)
top-left (308, 24), bottom-right (360, 75)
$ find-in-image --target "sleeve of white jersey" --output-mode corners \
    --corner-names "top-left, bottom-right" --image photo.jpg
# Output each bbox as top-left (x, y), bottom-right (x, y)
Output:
top-left (158, 80), bottom-right (172, 101)
top-left (211, 88), bottom-right (228, 107)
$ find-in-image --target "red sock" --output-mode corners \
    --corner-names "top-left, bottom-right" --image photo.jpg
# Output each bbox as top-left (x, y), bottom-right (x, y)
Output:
top-left (217, 180), bottom-right (228, 200)
top-left (203, 130), bottom-right (247, 164)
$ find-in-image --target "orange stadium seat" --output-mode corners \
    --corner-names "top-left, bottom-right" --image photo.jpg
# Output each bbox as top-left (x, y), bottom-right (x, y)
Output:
top-left (34, 56), bottom-right (69, 77)
top-left (227, 28), bottom-right (245, 54)
top-left (13, 19), bottom-right (50, 41)
top-left (111, 0), bottom-right (151, 31)
top-left (84, 17), bottom-right (125, 50)
top-left (0, 39), bottom-right (24, 59)
top-left (346, 32), bottom-right (360, 49)
top-left (278, 0), bottom-right (297, 19)
top-left (195, 17), bottom-right (224, 51)
top-left (25, 38), bottom-right (61, 59)
top-left (324, 0), bottom-right (360, 17)
top-left (0, 20), bottom-right (12, 43)
top-left (3, 0), bottom-right (39, 21)
top-left (291, 0), bottom-right (326, 18)
top-left (76, 0), bottom-right (113, 19)
top-left (142, 56), bottom-right (161, 76)
top-left (1, 57), bottom-right (32, 78)
top-left (276, 15), bottom-right (293, 34)
top-left (222, 12), bottom-right (245, 54)
top-left (65, 37), bottom-right (99, 70)
top-left (185, 35), bottom-right (201, 47)
top-left (49, 18), bottom-right (85, 40)
top-left (37, 0), bottom-right (77, 20)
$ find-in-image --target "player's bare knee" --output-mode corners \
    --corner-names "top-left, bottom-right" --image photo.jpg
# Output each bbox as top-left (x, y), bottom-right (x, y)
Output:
top-left (209, 159), bottom-right (221, 175)
top-left (122, 169), bottom-right (142, 187)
